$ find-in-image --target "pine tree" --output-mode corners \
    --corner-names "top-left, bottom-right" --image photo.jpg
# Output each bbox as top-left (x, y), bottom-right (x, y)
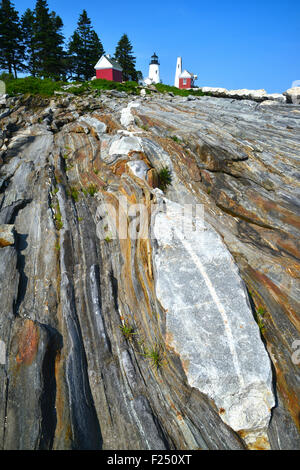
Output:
top-left (21, 9), bottom-right (37, 76)
top-left (114, 34), bottom-right (137, 82)
top-left (0, 0), bottom-right (24, 78)
top-left (33, 0), bottom-right (65, 79)
top-left (68, 10), bottom-right (104, 81)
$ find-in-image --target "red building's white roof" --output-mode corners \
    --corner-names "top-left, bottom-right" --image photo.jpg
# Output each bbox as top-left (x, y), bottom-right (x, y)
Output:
top-left (179, 70), bottom-right (194, 79)
top-left (95, 55), bottom-right (123, 72)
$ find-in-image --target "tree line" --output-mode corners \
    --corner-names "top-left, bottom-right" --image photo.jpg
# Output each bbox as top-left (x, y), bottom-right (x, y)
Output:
top-left (0, 0), bottom-right (141, 82)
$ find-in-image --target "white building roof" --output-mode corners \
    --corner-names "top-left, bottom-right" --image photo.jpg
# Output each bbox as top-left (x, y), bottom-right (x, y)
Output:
top-left (179, 70), bottom-right (194, 79)
top-left (95, 54), bottom-right (123, 72)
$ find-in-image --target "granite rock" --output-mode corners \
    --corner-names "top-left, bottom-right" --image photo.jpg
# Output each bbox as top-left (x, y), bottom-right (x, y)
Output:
top-left (152, 195), bottom-right (274, 447)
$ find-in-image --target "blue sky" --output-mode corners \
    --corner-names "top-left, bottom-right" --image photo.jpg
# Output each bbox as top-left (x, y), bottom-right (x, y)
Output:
top-left (13, 0), bottom-right (300, 93)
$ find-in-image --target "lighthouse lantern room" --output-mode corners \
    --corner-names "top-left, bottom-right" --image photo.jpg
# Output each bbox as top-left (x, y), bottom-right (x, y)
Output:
top-left (144, 53), bottom-right (160, 85)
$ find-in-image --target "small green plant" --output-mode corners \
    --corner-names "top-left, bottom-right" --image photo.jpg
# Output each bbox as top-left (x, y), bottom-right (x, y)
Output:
top-left (66, 163), bottom-right (74, 172)
top-left (142, 343), bottom-right (164, 370)
top-left (257, 307), bottom-right (266, 316)
top-left (119, 322), bottom-right (136, 341)
top-left (54, 203), bottom-right (63, 230)
top-left (69, 187), bottom-right (79, 202)
top-left (158, 166), bottom-right (172, 191)
top-left (93, 168), bottom-right (100, 175)
top-left (141, 124), bottom-right (149, 131)
top-left (170, 135), bottom-right (181, 143)
top-left (104, 234), bottom-right (113, 243)
top-left (87, 184), bottom-right (98, 197)
top-left (255, 306), bottom-right (266, 334)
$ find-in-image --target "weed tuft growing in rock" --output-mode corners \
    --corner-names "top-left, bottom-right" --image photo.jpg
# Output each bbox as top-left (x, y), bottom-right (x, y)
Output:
top-left (158, 166), bottom-right (172, 192)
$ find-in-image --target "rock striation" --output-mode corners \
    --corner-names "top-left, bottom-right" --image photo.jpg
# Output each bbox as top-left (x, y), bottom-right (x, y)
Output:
top-left (0, 88), bottom-right (299, 450)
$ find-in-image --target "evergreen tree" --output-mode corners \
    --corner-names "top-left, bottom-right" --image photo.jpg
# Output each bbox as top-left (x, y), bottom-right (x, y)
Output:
top-left (114, 34), bottom-right (137, 82)
top-left (33, 0), bottom-right (65, 79)
top-left (0, 0), bottom-right (24, 78)
top-left (68, 10), bottom-right (104, 81)
top-left (21, 8), bottom-right (37, 76)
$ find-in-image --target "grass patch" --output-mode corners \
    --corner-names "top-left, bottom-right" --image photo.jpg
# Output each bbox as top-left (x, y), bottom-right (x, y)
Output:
top-left (65, 78), bottom-right (140, 96)
top-left (2, 75), bottom-right (140, 98)
top-left (142, 343), bottom-right (165, 370)
top-left (4, 76), bottom-right (68, 97)
top-left (69, 186), bottom-right (79, 202)
top-left (54, 203), bottom-right (63, 230)
top-left (119, 321), bottom-right (136, 341)
top-left (155, 83), bottom-right (206, 97)
top-left (158, 166), bottom-right (172, 191)
top-left (87, 184), bottom-right (98, 197)
top-left (255, 306), bottom-right (266, 334)
top-left (66, 83), bottom-right (89, 95)
top-left (90, 79), bottom-right (139, 95)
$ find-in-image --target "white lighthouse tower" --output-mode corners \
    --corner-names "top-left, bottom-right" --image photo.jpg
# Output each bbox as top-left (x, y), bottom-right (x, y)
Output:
top-left (144, 53), bottom-right (160, 85)
top-left (174, 57), bottom-right (182, 88)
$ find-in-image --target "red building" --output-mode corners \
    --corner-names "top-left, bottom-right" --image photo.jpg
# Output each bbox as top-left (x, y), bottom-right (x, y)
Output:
top-left (94, 54), bottom-right (123, 82)
top-left (179, 70), bottom-right (197, 89)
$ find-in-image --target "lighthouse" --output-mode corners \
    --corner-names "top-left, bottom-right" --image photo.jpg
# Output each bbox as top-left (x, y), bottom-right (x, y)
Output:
top-left (144, 53), bottom-right (160, 85)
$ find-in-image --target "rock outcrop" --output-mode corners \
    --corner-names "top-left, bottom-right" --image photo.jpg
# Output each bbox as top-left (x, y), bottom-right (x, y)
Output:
top-left (284, 87), bottom-right (300, 105)
top-left (0, 88), bottom-right (299, 450)
top-left (201, 86), bottom-right (287, 103)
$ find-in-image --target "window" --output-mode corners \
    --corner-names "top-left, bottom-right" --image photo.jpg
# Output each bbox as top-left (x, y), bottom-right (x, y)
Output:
top-left (183, 79), bottom-right (187, 85)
